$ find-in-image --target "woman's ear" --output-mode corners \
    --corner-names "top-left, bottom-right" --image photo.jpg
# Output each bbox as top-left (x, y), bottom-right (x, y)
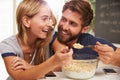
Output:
top-left (81, 26), bottom-right (89, 33)
top-left (22, 16), bottom-right (30, 28)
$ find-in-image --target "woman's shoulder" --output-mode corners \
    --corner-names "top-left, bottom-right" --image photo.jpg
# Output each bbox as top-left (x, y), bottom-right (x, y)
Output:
top-left (0, 35), bottom-right (19, 54)
top-left (1, 35), bottom-right (17, 43)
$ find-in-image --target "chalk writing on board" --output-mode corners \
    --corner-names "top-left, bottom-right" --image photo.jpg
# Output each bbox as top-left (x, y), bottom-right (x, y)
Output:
top-left (95, 0), bottom-right (120, 43)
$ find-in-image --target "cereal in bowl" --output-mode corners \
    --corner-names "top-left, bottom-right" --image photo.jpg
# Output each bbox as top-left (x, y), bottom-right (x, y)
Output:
top-left (73, 43), bottom-right (84, 49)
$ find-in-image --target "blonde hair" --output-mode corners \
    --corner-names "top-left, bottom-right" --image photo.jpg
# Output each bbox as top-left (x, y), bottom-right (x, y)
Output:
top-left (16, 0), bottom-right (56, 65)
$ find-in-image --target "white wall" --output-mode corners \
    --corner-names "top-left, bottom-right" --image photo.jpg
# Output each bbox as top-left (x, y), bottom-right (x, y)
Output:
top-left (0, 56), bottom-right (9, 80)
top-left (0, 0), bottom-right (15, 79)
top-left (0, 0), bottom-right (15, 42)
top-left (45, 0), bottom-right (65, 31)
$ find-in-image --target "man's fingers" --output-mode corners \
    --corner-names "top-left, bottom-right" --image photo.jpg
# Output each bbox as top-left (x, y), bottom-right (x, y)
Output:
top-left (96, 41), bottom-right (102, 45)
top-left (99, 55), bottom-right (111, 64)
top-left (95, 44), bottom-right (114, 52)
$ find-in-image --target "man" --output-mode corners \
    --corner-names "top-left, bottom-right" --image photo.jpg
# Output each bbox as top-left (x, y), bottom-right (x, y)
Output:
top-left (50, 0), bottom-right (120, 69)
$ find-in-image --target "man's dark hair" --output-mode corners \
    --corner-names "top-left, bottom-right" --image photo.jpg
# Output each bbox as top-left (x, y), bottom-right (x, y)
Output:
top-left (62, 0), bottom-right (93, 27)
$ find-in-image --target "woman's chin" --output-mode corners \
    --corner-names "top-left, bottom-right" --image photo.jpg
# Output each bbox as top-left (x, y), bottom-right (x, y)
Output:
top-left (39, 36), bottom-right (47, 39)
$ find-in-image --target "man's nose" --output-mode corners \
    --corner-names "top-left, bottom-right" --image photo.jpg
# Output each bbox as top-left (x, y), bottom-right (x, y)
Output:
top-left (62, 22), bottom-right (69, 30)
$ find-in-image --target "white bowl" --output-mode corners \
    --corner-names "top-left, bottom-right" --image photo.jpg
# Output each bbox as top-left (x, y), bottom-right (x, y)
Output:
top-left (62, 59), bottom-right (98, 79)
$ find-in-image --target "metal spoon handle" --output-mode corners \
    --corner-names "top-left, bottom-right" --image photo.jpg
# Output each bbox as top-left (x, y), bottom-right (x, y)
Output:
top-left (85, 45), bottom-right (95, 48)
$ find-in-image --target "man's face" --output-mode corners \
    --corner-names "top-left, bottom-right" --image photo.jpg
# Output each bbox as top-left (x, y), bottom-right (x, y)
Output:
top-left (57, 9), bottom-right (83, 44)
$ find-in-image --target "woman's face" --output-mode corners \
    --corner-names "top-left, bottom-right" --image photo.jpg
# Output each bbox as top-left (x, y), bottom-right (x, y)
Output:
top-left (27, 5), bottom-right (53, 40)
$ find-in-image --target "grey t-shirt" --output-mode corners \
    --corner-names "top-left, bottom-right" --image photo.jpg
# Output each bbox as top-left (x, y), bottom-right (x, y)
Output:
top-left (0, 35), bottom-right (36, 80)
top-left (0, 35), bottom-right (23, 58)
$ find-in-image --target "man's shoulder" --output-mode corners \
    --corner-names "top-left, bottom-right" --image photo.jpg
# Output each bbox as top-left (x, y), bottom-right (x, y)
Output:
top-left (77, 33), bottom-right (97, 45)
top-left (81, 33), bottom-right (94, 36)
top-left (80, 33), bottom-right (95, 39)
top-left (50, 31), bottom-right (58, 44)
top-left (53, 31), bottom-right (58, 37)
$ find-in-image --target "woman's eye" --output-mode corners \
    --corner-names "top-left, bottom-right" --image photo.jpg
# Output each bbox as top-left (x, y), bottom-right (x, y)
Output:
top-left (42, 18), bottom-right (47, 21)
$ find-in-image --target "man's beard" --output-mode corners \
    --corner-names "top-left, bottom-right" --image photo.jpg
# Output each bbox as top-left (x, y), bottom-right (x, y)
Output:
top-left (57, 27), bottom-right (80, 45)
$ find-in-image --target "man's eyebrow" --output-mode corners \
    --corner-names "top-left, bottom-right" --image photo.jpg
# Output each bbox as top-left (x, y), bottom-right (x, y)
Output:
top-left (61, 16), bottom-right (65, 18)
top-left (41, 15), bottom-right (48, 18)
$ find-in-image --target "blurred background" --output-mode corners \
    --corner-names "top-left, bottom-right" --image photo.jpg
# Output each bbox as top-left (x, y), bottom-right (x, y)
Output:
top-left (0, 0), bottom-right (120, 79)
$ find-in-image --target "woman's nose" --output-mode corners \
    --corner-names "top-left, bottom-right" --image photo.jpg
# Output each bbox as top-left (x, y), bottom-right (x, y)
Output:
top-left (47, 19), bottom-right (52, 25)
top-left (48, 19), bottom-right (52, 25)
top-left (47, 19), bottom-right (54, 29)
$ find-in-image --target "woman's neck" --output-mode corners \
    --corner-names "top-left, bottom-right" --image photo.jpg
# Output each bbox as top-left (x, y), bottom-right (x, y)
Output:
top-left (17, 35), bottom-right (36, 63)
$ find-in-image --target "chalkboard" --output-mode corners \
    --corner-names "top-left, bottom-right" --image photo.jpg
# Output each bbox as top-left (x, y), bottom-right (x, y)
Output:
top-left (94, 0), bottom-right (120, 44)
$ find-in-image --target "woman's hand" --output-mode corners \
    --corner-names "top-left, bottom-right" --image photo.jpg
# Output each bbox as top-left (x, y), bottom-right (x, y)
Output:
top-left (94, 41), bottom-right (115, 64)
top-left (11, 57), bottom-right (34, 71)
top-left (53, 47), bottom-right (73, 66)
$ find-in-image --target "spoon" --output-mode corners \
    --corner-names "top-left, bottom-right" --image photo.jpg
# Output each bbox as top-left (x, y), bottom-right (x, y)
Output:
top-left (73, 45), bottom-right (95, 49)
top-left (85, 45), bottom-right (95, 48)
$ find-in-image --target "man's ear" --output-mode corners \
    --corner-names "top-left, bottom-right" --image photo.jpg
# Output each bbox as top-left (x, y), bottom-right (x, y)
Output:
top-left (22, 16), bottom-right (30, 28)
top-left (81, 26), bottom-right (89, 33)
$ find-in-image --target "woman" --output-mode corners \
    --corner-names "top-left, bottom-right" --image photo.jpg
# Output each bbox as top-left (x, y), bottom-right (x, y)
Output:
top-left (0, 0), bottom-right (73, 80)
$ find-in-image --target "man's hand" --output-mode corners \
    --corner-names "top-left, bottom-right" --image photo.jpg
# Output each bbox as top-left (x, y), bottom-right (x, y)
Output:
top-left (94, 41), bottom-right (115, 64)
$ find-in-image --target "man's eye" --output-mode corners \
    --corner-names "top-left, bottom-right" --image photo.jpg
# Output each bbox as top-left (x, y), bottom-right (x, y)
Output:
top-left (61, 18), bottom-right (66, 22)
top-left (70, 22), bottom-right (77, 26)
